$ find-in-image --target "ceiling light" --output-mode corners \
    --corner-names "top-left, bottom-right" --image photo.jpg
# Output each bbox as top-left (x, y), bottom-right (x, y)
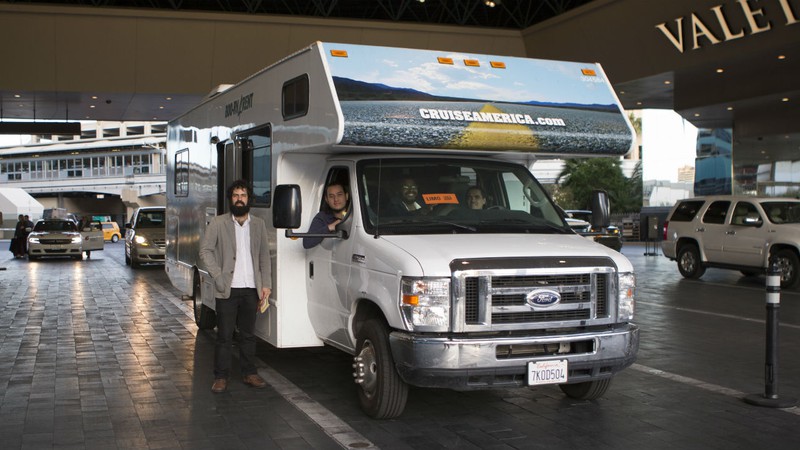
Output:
top-left (727, 106), bottom-right (733, 111)
top-left (484, 0), bottom-right (498, 7)
top-left (14, 94), bottom-right (21, 98)
top-left (159, 106), bottom-right (164, 109)
top-left (636, 101), bottom-right (642, 106)
top-left (165, 97), bottom-right (172, 101)
top-left (782, 98), bottom-right (790, 102)
top-left (619, 91), bottom-right (625, 94)
top-left (694, 113), bottom-right (700, 117)
top-left (664, 80), bottom-right (671, 85)
top-left (716, 68), bottom-right (724, 73)
top-left (91, 96), bottom-right (98, 99)
top-left (778, 55), bottom-right (786, 60)
top-left (90, 105), bottom-right (96, 109)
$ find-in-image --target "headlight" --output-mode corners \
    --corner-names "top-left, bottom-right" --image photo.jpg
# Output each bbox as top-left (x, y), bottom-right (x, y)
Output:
top-left (400, 277), bottom-right (450, 331)
top-left (71, 236), bottom-right (82, 244)
top-left (28, 237), bottom-right (40, 244)
top-left (618, 272), bottom-right (635, 320)
top-left (134, 235), bottom-right (150, 246)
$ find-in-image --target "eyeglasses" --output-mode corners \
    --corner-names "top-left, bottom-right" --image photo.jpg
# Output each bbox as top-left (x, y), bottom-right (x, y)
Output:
top-left (401, 185), bottom-right (417, 190)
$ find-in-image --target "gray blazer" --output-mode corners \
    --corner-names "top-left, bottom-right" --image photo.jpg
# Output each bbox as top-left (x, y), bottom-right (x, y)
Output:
top-left (199, 213), bottom-right (272, 299)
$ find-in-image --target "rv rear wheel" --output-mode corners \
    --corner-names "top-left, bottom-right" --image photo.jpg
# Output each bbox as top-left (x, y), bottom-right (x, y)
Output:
top-left (354, 319), bottom-right (408, 419)
top-left (558, 378), bottom-right (612, 400)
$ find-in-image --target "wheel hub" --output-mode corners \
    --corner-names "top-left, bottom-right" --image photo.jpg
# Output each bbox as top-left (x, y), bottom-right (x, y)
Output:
top-left (353, 341), bottom-right (378, 397)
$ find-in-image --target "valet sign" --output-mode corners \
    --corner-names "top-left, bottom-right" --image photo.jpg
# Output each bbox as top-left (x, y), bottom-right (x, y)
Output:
top-left (655, 0), bottom-right (799, 53)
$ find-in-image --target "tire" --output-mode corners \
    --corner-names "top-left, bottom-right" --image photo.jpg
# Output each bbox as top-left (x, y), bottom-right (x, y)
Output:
top-left (559, 378), bottom-right (612, 400)
top-left (354, 319), bottom-right (409, 419)
top-left (677, 245), bottom-right (705, 279)
top-left (193, 273), bottom-right (216, 329)
top-left (111, 234), bottom-right (119, 243)
top-left (773, 249), bottom-right (800, 289)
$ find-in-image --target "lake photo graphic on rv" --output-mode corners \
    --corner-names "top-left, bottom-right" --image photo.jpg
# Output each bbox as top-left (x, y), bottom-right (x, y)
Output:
top-left (326, 43), bottom-right (633, 155)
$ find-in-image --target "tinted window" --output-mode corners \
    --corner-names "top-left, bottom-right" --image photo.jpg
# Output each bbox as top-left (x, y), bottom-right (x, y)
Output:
top-left (282, 75), bottom-right (309, 120)
top-left (670, 200), bottom-right (705, 222)
top-left (702, 201), bottom-right (730, 224)
top-left (731, 202), bottom-right (760, 226)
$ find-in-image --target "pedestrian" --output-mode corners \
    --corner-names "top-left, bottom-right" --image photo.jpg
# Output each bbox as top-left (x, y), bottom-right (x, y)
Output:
top-left (13, 214), bottom-right (26, 258)
top-left (199, 179), bottom-right (272, 393)
top-left (22, 215), bottom-right (33, 256)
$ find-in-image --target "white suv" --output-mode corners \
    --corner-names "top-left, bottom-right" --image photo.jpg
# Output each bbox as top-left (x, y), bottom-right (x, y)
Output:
top-left (662, 195), bottom-right (800, 288)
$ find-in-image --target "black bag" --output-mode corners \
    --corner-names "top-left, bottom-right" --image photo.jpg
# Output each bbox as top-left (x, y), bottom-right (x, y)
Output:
top-left (9, 238), bottom-right (16, 253)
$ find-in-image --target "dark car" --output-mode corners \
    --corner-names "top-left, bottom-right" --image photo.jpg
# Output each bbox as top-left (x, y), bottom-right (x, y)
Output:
top-left (564, 209), bottom-right (623, 252)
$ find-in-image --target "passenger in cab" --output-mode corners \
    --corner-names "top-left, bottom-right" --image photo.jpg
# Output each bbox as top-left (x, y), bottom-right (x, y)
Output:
top-left (303, 182), bottom-right (349, 249)
top-left (466, 186), bottom-right (487, 210)
top-left (385, 177), bottom-right (427, 215)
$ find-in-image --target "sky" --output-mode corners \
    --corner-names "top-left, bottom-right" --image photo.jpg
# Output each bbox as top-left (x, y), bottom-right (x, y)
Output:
top-left (324, 42), bottom-right (618, 105)
top-left (641, 109), bottom-right (698, 182)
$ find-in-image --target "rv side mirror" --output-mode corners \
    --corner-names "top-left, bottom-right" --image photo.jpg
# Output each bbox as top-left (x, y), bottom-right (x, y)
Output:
top-left (273, 184), bottom-right (302, 229)
top-left (590, 189), bottom-right (610, 229)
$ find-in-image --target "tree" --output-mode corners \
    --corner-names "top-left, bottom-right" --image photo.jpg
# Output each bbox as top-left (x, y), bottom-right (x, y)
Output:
top-left (556, 158), bottom-right (640, 213)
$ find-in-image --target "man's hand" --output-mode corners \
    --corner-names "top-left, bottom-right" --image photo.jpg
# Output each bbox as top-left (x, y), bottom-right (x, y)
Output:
top-left (327, 219), bottom-right (342, 232)
top-left (258, 287), bottom-right (272, 313)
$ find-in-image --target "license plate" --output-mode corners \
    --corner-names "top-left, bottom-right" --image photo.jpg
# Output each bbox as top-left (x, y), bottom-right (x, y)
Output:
top-left (527, 359), bottom-right (568, 386)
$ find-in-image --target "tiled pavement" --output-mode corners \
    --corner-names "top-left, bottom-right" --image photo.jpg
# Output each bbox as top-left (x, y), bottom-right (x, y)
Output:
top-left (1, 241), bottom-right (800, 449)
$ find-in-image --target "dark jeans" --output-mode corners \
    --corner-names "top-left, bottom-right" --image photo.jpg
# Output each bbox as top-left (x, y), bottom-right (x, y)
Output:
top-left (214, 288), bottom-right (259, 379)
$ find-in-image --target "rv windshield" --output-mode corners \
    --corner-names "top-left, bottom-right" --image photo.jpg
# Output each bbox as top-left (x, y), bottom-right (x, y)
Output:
top-left (357, 158), bottom-right (570, 235)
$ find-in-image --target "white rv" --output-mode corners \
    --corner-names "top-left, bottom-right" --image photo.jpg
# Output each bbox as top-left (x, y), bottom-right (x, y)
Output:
top-left (166, 42), bottom-right (639, 418)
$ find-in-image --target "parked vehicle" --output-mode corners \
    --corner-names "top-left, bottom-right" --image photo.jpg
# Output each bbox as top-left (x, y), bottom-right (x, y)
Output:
top-left (125, 207), bottom-right (166, 267)
top-left (165, 42), bottom-right (639, 418)
top-left (565, 209), bottom-right (623, 251)
top-left (27, 219), bottom-right (104, 260)
top-left (101, 222), bottom-right (121, 242)
top-left (662, 195), bottom-right (800, 288)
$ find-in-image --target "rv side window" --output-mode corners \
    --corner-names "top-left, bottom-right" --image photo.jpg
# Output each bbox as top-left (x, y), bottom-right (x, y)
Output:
top-left (282, 75), bottom-right (309, 120)
top-left (239, 127), bottom-right (272, 207)
top-left (174, 149), bottom-right (189, 197)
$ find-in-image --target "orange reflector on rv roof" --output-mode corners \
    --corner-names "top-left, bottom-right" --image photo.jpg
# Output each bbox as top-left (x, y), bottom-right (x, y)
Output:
top-left (330, 49), bottom-right (348, 57)
top-left (464, 59), bottom-right (480, 67)
top-left (581, 68), bottom-right (597, 76)
top-left (437, 57), bottom-right (454, 65)
top-left (490, 61), bottom-right (506, 69)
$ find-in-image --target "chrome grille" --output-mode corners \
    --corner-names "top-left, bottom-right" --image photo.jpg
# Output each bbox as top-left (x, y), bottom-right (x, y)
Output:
top-left (453, 257), bottom-right (616, 331)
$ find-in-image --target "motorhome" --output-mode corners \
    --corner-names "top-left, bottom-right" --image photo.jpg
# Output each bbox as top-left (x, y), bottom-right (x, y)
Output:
top-left (166, 42), bottom-right (639, 418)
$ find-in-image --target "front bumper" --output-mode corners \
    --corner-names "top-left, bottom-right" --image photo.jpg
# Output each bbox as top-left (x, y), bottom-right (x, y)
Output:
top-left (390, 324), bottom-right (639, 390)
top-left (28, 243), bottom-right (82, 257)
top-left (131, 245), bottom-right (166, 263)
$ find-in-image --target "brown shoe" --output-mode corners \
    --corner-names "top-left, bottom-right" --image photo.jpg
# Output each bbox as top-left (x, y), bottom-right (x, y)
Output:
top-left (242, 374), bottom-right (266, 388)
top-left (211, 378), bottom-right (227, 393)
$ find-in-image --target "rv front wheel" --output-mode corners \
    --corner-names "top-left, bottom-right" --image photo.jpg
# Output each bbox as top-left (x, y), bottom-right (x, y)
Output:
top-left (558, 378), bottom-right (612, 400)
top-left (354, 319), bottom-right (408, 419)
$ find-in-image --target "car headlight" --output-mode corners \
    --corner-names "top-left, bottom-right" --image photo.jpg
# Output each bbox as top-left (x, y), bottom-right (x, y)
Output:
top-left (400, 277), bottom-right (450, 331)
top-left (134, 235), bottom-right (150, 246)
top-left (28, 237), bottom-right (40, 244)
top-left (71, 236), bottom-right (82, 244)
top-left (618, 272), bottom-right (635, 320)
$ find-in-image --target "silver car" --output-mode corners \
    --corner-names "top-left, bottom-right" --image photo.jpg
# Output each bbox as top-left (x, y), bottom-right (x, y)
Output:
top-left (125, 206), bottom-right (166, 268)
top-left (27, 219), bottom-right (104, 261)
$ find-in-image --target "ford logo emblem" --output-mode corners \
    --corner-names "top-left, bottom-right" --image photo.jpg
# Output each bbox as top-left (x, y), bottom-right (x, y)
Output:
top-left (526, 289), bottom-right (561, 308)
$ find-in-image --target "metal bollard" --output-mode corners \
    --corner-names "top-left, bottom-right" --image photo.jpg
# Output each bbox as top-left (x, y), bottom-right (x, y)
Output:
top-left (744, 260), bottom-right (796, 408)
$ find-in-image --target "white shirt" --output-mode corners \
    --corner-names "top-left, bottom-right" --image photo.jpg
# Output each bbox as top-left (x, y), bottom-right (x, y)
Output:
top-left (230, 214), bottom-right (256, 289)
